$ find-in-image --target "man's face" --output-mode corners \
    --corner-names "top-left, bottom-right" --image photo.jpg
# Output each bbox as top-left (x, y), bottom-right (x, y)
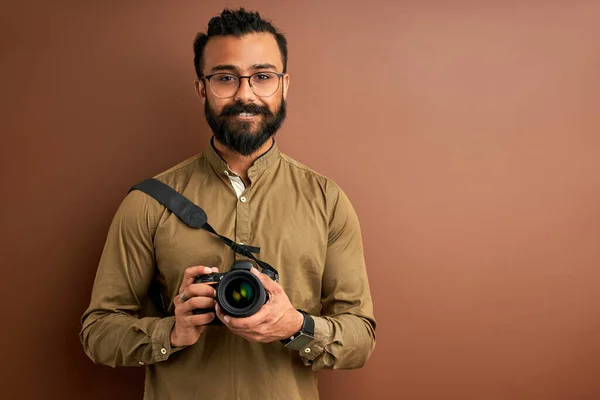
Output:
top-left (196, 33), bottom-right (290, 156)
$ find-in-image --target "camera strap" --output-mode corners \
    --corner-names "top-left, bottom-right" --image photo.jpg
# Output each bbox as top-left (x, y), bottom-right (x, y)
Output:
top-left (129, 178), bottom-right (279, 280)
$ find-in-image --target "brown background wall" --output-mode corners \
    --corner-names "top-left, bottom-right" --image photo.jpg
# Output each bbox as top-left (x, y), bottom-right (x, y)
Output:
top-left (2, 1), bottom-right (599, 399)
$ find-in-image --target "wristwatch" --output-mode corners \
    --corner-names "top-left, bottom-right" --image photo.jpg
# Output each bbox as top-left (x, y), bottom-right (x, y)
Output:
top-left (281, 309), bottom-right (315, 350)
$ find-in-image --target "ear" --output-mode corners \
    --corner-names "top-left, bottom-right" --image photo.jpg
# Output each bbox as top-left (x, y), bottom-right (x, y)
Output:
top-left (282, 74), bottom-right (290, 101)
top-left (194, 80), bottom-right (207, 104)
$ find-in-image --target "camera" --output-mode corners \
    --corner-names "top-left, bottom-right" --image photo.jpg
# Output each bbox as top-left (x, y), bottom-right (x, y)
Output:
top-left (193, 260), bottom-right (278, 325)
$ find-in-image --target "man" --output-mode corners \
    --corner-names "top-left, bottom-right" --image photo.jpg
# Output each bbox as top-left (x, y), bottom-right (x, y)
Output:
top-left (80, 8), bottom-right (376, 400)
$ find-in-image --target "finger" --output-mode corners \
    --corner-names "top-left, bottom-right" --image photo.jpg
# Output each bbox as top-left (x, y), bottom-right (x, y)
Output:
top-left (179, 297), bottom-right (217, 314)
top-left (179, 266), bottom-right (214, 292)
top-left (222, 305), bottom-right (270, 330)
top-left (185, 312), bottom-right (216, 326)
top-left (250, 267), bottom-right (282, 294)
top-left (174, 283), bottom-right (216, 306)
top-left (215, 303), bottom-right (241, 328)
top-left (215, 303), bottom-right (227, 322)
top-left (186, 283), bottom-right (217, 299)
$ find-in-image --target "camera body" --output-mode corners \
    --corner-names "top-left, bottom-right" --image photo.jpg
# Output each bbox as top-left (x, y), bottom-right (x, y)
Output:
top-left (193, 260), bottom-right (278, 325)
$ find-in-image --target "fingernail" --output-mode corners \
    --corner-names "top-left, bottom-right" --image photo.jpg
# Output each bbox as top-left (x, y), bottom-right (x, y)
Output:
top-left (224, 316), bottom-right (230, 323)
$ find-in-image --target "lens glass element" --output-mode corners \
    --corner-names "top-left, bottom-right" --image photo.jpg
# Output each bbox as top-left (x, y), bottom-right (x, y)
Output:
top-left (224, 278), bottom-right (256, 309)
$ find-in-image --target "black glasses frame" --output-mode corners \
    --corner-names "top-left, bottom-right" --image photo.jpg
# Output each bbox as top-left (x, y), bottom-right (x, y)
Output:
top-left (201, 72), bottom-right (285, 98)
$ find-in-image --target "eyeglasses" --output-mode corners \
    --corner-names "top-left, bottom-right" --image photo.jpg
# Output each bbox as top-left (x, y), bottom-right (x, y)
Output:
top-left (202, 72), bottom-right (284, 98)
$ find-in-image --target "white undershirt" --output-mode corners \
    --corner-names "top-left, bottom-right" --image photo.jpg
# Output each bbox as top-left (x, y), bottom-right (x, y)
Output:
top-left (226, 172), bottom-right (246, 198)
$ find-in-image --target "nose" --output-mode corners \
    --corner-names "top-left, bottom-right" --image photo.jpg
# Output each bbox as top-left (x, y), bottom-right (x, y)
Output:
top-left (234, 77), bottom-right (257, 103)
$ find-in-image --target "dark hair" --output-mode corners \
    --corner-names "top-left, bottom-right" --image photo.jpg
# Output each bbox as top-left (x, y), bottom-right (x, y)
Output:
top-left (193, 8), bottom-right (288, 79)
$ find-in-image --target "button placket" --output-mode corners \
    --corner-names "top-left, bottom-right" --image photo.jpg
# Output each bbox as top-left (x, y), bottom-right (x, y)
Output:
top-left (236, 191), bottom-right (250, 250)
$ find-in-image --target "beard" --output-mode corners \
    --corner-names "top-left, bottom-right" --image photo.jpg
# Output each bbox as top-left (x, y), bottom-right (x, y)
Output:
top-left (205, 97), bottom-right (287, 156)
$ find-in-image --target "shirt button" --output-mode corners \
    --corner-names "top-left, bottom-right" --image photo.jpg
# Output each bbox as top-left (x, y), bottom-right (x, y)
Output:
top-left (160, 348), bottom-right (167, 355)
top-left (138, 361), bottom-right (144, 365)
top-left (224, 170), bottom-right (229, 175)
top-left (240, 196), bottom-right (247, 203)
top-left (304, 348), bottom-right (311, 353)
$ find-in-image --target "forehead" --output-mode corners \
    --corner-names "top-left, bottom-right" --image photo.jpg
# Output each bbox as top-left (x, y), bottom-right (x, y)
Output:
top-left (203, 33), bottom-right (283, 73)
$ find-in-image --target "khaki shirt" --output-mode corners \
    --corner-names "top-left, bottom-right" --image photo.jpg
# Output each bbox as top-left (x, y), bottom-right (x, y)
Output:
top-left (79, 140), bottom-right (376, 400)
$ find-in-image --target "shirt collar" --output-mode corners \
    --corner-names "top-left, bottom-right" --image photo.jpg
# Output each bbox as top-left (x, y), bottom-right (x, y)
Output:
top-left (204, 136), bottom-right (281, 179)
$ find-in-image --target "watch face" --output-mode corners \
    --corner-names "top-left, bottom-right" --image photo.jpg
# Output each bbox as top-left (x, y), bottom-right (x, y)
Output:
top-left (289, 333), bottom-right (314, 349)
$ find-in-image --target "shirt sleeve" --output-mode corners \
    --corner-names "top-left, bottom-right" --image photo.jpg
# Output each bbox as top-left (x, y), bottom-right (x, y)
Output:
top-left (79, 190), bottom-right (184, 367)
top-left (298, 183), bottom-right (377, 370)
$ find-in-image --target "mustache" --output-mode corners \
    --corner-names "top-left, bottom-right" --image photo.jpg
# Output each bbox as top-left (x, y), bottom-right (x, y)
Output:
top-left (220, 102), bottom-right (274, 118)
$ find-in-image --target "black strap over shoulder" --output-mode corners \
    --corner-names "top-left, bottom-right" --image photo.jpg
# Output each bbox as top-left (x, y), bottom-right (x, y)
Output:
top-left (129, 178), bottom-right (279, 281)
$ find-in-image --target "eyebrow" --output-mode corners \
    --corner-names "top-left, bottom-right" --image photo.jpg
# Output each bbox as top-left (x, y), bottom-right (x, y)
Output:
top-left (210, 63), bottom-right (279, 73)
top-left (251, 63), bottom-right (277, 70)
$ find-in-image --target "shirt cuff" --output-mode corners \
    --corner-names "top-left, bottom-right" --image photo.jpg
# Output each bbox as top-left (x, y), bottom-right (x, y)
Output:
top-left (149, 316), bottom-right (186, 364)
top-left (299, 316), bottom-right (332, 364)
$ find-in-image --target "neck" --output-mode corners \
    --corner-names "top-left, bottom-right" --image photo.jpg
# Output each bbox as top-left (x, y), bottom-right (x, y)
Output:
top-left (212, 137), bottom-right (274, 185)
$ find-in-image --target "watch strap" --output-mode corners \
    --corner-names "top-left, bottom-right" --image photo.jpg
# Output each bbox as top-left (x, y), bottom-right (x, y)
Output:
top-left (281, 309), bottom-right (314, 346)
top-left (297, 309), bottom-right (314, 335)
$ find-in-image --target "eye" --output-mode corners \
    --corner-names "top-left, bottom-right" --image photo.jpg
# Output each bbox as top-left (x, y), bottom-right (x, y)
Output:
top-left (254, 73), bottom-right (273, 80)
top-left (216, 74), bottom-right (237, 82)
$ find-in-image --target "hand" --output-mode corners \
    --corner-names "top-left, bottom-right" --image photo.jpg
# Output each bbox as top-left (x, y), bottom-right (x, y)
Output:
top-left (170, 266), bottom-right (219, 347)
top-left (215, 267), bottom-right (303, 343)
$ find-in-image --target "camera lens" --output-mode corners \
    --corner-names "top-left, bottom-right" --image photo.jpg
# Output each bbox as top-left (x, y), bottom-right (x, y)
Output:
top-left (224, 278), bottom-right (255, 308)
top-left (217, 270), bottom-right (267, 318)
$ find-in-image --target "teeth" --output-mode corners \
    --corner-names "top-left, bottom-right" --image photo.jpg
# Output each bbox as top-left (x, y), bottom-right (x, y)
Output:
top-left (239, 112), bottom-right (254, 116)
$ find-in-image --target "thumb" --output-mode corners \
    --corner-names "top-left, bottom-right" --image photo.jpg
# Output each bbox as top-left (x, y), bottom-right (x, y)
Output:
top-left (251, 267), bottom-right (279, 292)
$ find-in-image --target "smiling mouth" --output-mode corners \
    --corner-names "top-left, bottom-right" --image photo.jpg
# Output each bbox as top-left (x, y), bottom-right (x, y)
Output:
top-left (233, 112), bottom-right (261, 118)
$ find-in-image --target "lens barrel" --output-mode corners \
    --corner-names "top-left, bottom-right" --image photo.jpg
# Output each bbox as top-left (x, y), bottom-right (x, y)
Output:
top-left (216, 269), bottom-right (267, 318)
